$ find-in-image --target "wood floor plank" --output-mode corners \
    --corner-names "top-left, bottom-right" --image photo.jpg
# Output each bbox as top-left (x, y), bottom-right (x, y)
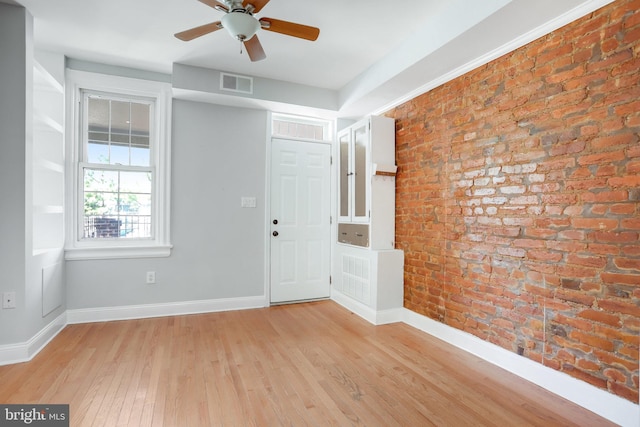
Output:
top-left (0, 301), bottom-right (617, 426)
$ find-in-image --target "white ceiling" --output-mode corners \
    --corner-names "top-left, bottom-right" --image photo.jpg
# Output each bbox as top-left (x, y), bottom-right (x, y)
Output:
top-left (13, 0), bottom-right (612, 119)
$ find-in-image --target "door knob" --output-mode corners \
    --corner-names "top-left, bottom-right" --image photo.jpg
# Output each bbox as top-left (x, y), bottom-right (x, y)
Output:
top-left (272, 231), bottom-right (279, 237)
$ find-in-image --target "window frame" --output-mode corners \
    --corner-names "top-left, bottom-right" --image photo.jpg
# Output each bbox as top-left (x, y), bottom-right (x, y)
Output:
top-left (271, 113), bottom-right (333, 142)
top-left (65, 70), bottom-right (172, 260)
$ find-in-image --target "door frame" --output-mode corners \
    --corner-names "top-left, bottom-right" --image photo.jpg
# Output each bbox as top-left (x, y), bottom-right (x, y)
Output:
top-left (264, 116), bottom-right (335, 306)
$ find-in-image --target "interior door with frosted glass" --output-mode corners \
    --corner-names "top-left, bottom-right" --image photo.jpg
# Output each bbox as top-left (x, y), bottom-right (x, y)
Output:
top-left (352, 122), bottom-right (369, 222)
top-left (270, 138), bottom-right (331, 303)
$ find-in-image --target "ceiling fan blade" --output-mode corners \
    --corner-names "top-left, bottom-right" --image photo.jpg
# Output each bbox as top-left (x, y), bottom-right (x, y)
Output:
top-left (199, 0), bottom-right (228, 12)
top-left (244, 35), bottom-right (266, 62)
top-left (174, 21), bottom-right (222, 41)
top-left (259, 18), bottom-right (319, 41)
top-left (244, 0), bottom-right (270, 13)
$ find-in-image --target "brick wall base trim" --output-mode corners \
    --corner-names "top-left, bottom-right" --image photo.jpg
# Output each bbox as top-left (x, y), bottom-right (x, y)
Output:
top-left (402, 308), bottom-right (639, 427)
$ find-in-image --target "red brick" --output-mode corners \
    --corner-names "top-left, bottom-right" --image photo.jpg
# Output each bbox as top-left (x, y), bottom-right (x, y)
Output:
top-left (497, 247), bottom-right (526, 258)
top-left (570, 330), bottom-right (614, 351)
top-left (528, 250), bottom-right (563, 262)
top-left (550, 140), bottom-right (587, 157)
top-left (524, 228), bottom-right (557, 239)
top-left (513, 239), bottom-right (545, 249)
top-left (595, 164), bottom-right (617, 177)
top-left (627, 161), bottom-right (640, 174)
top-left (557, 230), bottom-right (587, 240)
top-left (622, 245), bottom-right (640, 257)
top-left (601, 272), bottom-right (640, 286)
top-left (593, 231), bottom-right (639, 243)
top-left (591, 133), bottom-right (638, 150)
top-left (567, 254), bottom-right (607, 268)
top-left (594, 325), bottom-right (639, 345)
top-left (598, 300), bottom-right (640, 317)
top-left (391, 0), bottom-right (640, 404)
top-left (537, 218), bottom-right (571, 228)
top-left (570, 218), bottom-right (618, 230)
top-left (578, 309), bottom-right (621, 327)
top-left (609, 382), bottom-right (640, 403)
top-left (545, 240), bottom-right (587, 253)
top-left (613, 258), bottom-right (640, 271)
top-left (611, 204), bottom-right (636, 215)
top-left (565, 178), bottom-right (608, 190)
top-left (577, 150), bottom-right (626, 166)
top-left (557, 264), bottom-right (599, 279)
top-left (561, 364), bottom-right (608, 389)
top-left (541, 194), bottom-right (578, 204)
top-left (576, 359), bottom-right (601, 372)
top-left (581, 191), bottom-right (629, 203)
top-left (608, 175), bottom-right (640, 187)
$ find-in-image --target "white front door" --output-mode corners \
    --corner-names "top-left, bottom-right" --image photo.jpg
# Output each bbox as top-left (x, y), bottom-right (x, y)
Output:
top-left (270, 138), bottom-right (331, 303)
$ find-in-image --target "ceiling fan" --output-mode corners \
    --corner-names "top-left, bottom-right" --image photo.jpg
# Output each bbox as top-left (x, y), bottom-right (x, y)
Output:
top-left (175, 0), bottom-right (320, 62)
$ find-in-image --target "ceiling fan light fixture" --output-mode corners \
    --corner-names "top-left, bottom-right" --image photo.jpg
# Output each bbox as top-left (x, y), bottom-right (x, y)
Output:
top-left (222, 12), bottom-right (260, 41)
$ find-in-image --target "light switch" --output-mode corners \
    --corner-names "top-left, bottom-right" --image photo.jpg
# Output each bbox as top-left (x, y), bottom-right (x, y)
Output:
top-left (241, 197), bottom-right (257, 208)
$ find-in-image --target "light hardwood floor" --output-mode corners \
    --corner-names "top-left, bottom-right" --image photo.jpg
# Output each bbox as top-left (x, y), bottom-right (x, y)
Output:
top-left (0, 301), bottom-right (614, 426)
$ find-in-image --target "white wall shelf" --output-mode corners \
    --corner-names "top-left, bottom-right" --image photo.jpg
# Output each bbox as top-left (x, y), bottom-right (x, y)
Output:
top-left (32, 59), bottom-right (64, 255)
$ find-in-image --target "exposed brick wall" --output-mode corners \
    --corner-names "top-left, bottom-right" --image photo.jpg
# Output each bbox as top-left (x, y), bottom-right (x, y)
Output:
top-left (387, 0), bottom-right (639, 402)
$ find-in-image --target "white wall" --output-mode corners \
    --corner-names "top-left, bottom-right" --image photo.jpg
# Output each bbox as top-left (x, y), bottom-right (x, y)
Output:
top-left (65, 100), bottom-right (268, 309)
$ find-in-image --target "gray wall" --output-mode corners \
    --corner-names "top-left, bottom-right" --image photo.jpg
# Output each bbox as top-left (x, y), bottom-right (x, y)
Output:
top-left (0, 2), bottom-right (29, 343)
top-left (66, 100), bottom-right (268, 309)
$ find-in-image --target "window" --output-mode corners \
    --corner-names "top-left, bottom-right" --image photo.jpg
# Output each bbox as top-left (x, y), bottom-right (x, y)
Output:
top-left (66, 70), bottom-right (171, 260)
top-left (271, 113), bottom-right (332, 142)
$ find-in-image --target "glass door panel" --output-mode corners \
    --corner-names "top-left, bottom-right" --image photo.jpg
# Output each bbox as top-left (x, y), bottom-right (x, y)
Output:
top-left (339, 132), bottom-right (351, 219)
top-left (353, 124), bottom-right (368, 220)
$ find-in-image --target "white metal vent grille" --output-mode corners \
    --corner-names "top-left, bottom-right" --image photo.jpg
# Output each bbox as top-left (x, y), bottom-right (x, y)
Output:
top-left (220, 72), bottom-right (253, 94)
top-left (341, 254), bottom-right (370, 304)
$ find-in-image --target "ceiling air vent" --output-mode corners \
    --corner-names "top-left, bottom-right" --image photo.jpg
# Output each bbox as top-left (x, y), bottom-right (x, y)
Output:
top-left (220, 72), bottom-right (253, 94)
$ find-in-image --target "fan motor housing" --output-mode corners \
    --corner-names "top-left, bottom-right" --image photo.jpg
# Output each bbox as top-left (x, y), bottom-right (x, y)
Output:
top-left (221, 11), bottom-right (260, 41)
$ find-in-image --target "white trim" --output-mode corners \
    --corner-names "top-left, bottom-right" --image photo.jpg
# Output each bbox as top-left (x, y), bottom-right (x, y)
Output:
top-left (0, 296), bottom-right (267, 365)
top-left (265, 112), bottom-right (273, 304)
top-left (401, 308), bottom-right (640, 427)
top-left (373, 0), bottom-right (616, 116)
top-left (331, 288), bottom-right (403, 325)
top-left (0, 312), bottom-right (67, 366)
top-left (64, 69), bottom-right (172, 260)
top-left (65, 244), bottom-right (172, 261)
top-left (66, 295), bottom-right (268, 324)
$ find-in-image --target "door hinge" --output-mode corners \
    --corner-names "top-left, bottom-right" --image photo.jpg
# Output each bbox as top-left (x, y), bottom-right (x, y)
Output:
top-left (330, 216), bottom-right (333, 225)
top-left (330, 155), bottom-right (333, 165)
top-left (329, 275), bottom-right (332, 285)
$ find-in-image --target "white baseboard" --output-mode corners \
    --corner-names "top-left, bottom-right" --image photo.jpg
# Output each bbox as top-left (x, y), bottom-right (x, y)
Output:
top-left (0, 295), bottom-right (267, 365)
top-left (401, 308), bottom-right (639, 427)
top-left (2, 296), bottom-right (637, 425)
top-left (331, 289), bottom-right (403, 325)
top-left (0, 311), bottom-right (67, 366)
top-left (66, 295), bottom-right (268, 324)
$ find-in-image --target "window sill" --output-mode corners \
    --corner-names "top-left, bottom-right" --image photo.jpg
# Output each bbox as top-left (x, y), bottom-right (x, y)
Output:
top-left (65, 244), bottom-right (172, 261)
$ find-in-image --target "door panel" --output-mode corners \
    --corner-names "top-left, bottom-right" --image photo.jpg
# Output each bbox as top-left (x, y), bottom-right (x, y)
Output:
top-left (270, 138), bottom-right (331, 303)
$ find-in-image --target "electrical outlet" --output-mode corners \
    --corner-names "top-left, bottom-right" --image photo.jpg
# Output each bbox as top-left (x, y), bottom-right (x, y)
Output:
top-left (146, 271), bottom-right (156, 284)
top-left (2, 292), bottom-right (16, 309)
